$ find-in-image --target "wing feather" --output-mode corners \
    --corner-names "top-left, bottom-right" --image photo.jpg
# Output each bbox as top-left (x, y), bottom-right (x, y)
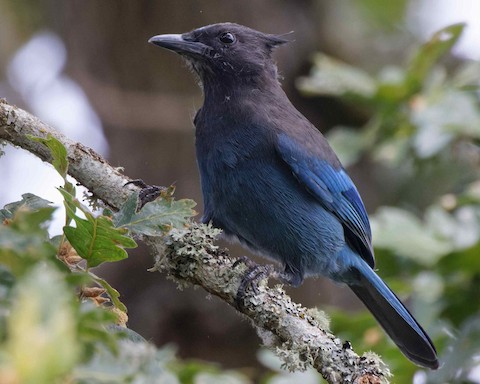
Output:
top-left (277, 133), bottom-right (374, 267)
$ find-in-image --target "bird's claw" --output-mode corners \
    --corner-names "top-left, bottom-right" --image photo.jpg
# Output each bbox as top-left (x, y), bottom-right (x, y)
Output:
top-left (232, 255), bottom-right (258, 270)
top-left (234, 257), bottom-right (275, 309)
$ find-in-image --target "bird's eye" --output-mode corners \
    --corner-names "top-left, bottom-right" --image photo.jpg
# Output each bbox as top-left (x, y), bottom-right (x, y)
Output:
top-left (219, 32), bottom-right (236, 45)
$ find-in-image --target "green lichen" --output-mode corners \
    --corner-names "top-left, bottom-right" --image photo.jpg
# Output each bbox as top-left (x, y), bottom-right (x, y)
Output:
top-left (360, 352), bottom-right (392, 380)
top-left (151, 222), bottom-right (223, 289)
top-left (275, 340), bottom-right (316, 372)
top-left (305, 307), bottom-right (331, 331)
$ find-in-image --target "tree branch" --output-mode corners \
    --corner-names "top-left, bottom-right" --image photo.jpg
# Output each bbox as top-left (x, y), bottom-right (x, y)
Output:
top-left (0, 100), bottom-right (390, 384)
top-left (0, 99), bottom-right (133, 209)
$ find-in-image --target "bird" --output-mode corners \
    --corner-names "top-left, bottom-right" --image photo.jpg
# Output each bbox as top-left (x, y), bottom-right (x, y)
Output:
top-left (148, 22), bottom-right (439, 369)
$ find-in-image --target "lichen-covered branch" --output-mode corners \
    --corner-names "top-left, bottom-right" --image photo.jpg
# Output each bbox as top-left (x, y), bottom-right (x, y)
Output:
top-left (0, 100), bottom-right (390, 384)
top-left (155, 225), bottom-right (390, 383)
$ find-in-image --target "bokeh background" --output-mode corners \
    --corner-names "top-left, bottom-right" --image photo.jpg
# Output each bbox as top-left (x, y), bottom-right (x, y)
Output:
top-left (1, 1), bottom-right (480, 382)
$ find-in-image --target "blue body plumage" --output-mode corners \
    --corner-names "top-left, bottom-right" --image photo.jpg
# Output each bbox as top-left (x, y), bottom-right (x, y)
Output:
top-left (149, 22), bottom-right (439, 369)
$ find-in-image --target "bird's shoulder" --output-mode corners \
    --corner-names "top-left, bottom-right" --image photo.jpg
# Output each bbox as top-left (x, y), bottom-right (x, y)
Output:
top-left (266, 105), bottom-right (341, 168)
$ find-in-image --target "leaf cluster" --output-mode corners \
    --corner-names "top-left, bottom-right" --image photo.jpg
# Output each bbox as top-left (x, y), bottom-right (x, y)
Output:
top-left (0, 135), bottom-right (198, 383)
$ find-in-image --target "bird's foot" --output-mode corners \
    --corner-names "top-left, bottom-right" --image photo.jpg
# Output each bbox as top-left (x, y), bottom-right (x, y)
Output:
top-left (232, 255), bottom-right (258, 270)
top-left (233, 256), bottom-right (275, 309)
top-left (124, 179), bottom-right (167, 211)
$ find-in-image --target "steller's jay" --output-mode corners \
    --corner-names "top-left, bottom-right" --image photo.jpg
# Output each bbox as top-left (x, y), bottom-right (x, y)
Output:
top-left (149, 22), bottom-right (439, 369)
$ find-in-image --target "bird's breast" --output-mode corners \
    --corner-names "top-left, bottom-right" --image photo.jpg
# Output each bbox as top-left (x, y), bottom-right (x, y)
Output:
top-left (195, 125), bottom-right (276, 216)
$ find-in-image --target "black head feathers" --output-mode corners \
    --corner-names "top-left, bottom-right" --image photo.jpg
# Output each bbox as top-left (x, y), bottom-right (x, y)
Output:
top-left (265, 31), bottom-right (293, 49)
top-left (149, 23), bottom-right (291, 82)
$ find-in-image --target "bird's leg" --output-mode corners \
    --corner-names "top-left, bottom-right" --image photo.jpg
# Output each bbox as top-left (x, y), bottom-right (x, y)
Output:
top-left (233, 256), bottom-right (274, 308)
top-left (234, 263), bottom-right (274, 309)
top-left (124, 179), bottom-right (167, 211)
top-left (233, 258), bottom-right (301, 307)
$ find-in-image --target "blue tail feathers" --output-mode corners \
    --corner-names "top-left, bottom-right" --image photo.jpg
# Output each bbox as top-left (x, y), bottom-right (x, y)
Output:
top-left (346, 261), bottom-right (439, 369)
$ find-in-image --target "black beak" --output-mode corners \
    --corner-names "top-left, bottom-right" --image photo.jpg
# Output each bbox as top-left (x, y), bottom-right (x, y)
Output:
top-left (148, 34), bottom-right (212, 58)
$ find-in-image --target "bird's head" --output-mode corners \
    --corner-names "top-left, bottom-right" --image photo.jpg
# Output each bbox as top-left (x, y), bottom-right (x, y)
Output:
top-left (149, 23), bottom-right (289, 86)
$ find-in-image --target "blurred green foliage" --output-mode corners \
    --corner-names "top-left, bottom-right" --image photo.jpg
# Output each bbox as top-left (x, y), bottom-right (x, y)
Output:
top-left (0, 136), bottom-right (208, 383)
top-left (299, 23), bottom-right (480, 382)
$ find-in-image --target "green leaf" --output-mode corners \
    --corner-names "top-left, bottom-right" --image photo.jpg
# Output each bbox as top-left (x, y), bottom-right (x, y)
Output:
top-left (5, 264), bottom-right (80, 384)
top-left (64, 214), bottom-right (136, 268)
top-left (76, 301), bottom-right (120, 358)
top-left (0, 206), bottom-right (58, 276)
top-left (296, 53), bottom-right (377, 99)
top-left (410, 88), bottom-right (480, 157)
top-left (1, 193), bottom-right (53, 221)
top-left (58, 185), bottom-right (79, 227)
top-left (59, 188), bottom-right (137, 268)
top-left (326, 126), bottom-right (366, 167)
top-left (113, 191), bottom-right (139, 227)
top-left (8, 205), bottom-right (56, 234)
top-left (29, 135), bottom-right (76, 213)
top-left (371, 207), bottom-right (452, 265)
top-left (354, 0), bottom-right (409, 30)
top-left (115, 192), bottom-right (196, 236)
top-left (425, 205), bottom-right (480, 250)
top-left (28, 135), bottom-right (77, 226)
top-left (72, 336), bottom-right (179, 383)
top-left (406, 23), bottom-right (465, 93)
top-left (29, 134), bottom-right (69, 178)
top-left (91, 273), bottom-right (127, 313)
top-left (375, 66), bottom-right (410, 102)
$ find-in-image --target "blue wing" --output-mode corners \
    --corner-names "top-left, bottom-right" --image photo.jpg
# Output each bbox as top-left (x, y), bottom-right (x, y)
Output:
top-left (276, 133), bottom-right (374, 268)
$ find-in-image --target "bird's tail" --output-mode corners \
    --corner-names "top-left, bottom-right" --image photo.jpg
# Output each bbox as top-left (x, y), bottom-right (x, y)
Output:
top-left (345, 261), bottom-right (439, 369)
